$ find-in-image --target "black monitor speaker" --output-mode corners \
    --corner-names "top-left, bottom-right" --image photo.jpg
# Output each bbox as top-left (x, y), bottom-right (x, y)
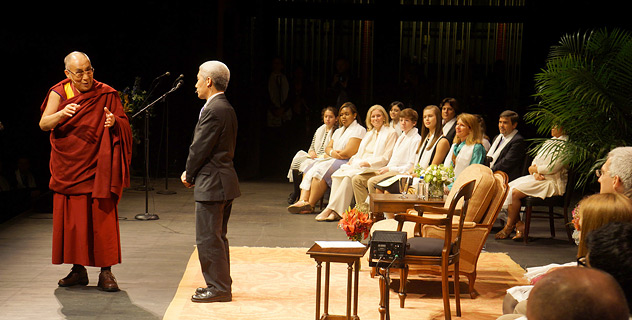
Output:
top-left (369, 230), bottom-right (407, 268)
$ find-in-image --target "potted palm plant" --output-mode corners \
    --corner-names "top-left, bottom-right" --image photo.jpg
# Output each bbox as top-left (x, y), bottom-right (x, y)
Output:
top-left (525, 28), bottom-right (632, 188)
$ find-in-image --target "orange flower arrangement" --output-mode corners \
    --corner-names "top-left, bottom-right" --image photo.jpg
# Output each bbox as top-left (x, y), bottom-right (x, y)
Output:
top-left (338, 203), bottom-right (373, 242)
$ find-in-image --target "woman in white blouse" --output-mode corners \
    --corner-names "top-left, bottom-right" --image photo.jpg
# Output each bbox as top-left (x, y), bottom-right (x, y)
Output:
top-left (352, 108), bottom-right (421, 203)
top-left (315, 105), bottom-right (398, 221)
top-left (286, 107), bottom-right (338, 203)
top-left (388, 101), bottom-right (403, 136)
top-left (411, 105), bottom-right (451, 172)
top-left (288, 102), bottom-right (366, 214)
top-left (495, 126), bottom-right (568, 240)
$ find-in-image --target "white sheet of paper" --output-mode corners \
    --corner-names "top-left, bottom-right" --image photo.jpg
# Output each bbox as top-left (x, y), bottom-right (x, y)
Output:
top-left (315, 241), bottom-right (365, 248)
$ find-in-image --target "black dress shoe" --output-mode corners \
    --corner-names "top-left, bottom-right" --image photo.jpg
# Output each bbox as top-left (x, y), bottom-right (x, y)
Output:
top-left (287, 192), bottom-right (298, 204)
top-left (191, 288), bottom-right (232, 303)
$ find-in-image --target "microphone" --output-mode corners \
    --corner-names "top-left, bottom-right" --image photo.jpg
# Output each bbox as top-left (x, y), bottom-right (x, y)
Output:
top-left (173, 79), bottom-right (184, 90)
top-left (154, 71), bottom-right (170, 80)
top-left (173, 74), bottom-right (184, 85)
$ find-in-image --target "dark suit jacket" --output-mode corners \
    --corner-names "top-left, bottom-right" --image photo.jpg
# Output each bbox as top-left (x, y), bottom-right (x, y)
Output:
top-left (444, 121), bottom-right (457, 145)
top-left (186, 94), bottom-right (241, 202)
top-left (490, 132), bottom-right (526, 182)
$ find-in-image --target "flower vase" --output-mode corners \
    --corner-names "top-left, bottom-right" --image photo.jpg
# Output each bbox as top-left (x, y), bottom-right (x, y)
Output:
top-left (428, 182), bottom-right (444, 200)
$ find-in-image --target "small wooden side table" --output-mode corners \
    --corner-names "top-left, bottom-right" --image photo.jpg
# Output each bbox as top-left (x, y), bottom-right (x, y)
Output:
top-left (306, 243), bottom-right (368, 320)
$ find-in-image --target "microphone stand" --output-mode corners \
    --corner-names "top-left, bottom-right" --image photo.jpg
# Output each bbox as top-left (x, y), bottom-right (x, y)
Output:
top-left (156, 93), bottom-right (176, 195)
top-left (133, 74), bottom-right (167, 192)
top-left (132, 81), bottom-right (183, 221)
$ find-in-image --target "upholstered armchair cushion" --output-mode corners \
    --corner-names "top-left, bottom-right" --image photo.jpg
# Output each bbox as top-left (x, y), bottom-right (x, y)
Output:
top-left (407, 237), bottom-right (456, 256)
top-left (445, 164), bottom-right (496, 222)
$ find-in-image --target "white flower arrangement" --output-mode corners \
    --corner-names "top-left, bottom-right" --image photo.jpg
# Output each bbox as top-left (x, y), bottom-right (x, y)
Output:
top-left (418, 164), bottom-right (455, 186)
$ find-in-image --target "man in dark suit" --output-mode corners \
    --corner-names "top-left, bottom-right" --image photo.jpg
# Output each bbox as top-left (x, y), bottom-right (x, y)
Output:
top-left (181, 60), bottom-right (240, 303)
top-left (440, 97), bottom-right (460, 144)
top-left (487, 110), bottom-right (526, 182)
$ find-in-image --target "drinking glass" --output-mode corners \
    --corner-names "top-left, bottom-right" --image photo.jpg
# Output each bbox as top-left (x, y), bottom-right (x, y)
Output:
top-left (399, 176), bottom-right (411, 199)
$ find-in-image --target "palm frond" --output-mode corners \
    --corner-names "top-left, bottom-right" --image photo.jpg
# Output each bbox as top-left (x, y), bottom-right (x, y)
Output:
top-left (525, 28), bottom-right (632, 189)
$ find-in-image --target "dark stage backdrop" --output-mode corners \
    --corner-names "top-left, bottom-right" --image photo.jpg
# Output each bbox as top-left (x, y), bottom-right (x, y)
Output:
top-left (1, 1), bottom-right (629, 190)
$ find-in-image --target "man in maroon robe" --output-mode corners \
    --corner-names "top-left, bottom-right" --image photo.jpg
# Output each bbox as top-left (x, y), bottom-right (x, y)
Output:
top-left (39, 52), bottom-right (132, 291)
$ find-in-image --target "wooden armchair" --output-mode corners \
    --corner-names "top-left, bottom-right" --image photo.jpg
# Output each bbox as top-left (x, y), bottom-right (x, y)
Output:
top-left (392, 180), bottom-right (476, 320)
top-left (421, 170), bottom-right (509, 297)
top-left (369, 165), bottom-right (508, 301)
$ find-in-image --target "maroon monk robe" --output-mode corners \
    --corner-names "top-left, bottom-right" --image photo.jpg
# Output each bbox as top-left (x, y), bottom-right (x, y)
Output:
top-left (41, 79), bottom-right (132, 267)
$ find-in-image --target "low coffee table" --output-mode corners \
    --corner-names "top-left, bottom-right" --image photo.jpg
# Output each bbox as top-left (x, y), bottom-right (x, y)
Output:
top-left (369, 193), bottom-right (444, 221)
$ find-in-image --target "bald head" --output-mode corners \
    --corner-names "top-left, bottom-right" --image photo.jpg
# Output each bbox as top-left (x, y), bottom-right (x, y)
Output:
top-left (64, 51), bottom-right (90, 70)
top-left (527, 267), bottom-right (629, 320)
top-left (63, 51), bottom-right (94, 92)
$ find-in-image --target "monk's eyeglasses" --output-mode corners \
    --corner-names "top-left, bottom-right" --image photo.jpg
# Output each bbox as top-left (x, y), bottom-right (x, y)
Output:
top-left (67, 67), bottom-right (95, 78)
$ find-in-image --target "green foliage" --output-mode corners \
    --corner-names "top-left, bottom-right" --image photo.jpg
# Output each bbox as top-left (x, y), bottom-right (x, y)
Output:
top-left (118, 77), bottom-right (148, 143)
top-left (526, 28), bottom-right (632, 188)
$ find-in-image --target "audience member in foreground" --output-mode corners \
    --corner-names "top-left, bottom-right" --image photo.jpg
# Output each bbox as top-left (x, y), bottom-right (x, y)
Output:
top-left (575, 192), bottom-right (632, 257)
top-left (597, 146), bottom-right (632, 198)
top-left (587, 222), bottom-right (632, 311)
top-left (526, 267), bottom-right (629, 320)
top-left (497, 192), bottom-right (632, 319)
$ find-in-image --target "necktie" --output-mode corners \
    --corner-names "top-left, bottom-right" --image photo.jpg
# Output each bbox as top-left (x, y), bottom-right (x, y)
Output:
top-left (494, 136), bottom-right (504, 153)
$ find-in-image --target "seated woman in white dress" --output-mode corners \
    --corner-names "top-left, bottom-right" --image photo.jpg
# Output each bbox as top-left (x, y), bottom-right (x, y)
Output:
top-left (388, 101), bottom-right (403, 136)
top-left (495, 126), bottom-right (568, 240)
top-left (351, 108), bottom-right (420, 203)
top-left (286, 106), bottom-right (338, 204)
top-left (444, 113), bottom-right (486, 181)
top-left (315, 105), bottom-right (398, 221)
top-left (288, 102), bottom-right (366, 214)
top-left (371, 105), bottom-right (450, 194)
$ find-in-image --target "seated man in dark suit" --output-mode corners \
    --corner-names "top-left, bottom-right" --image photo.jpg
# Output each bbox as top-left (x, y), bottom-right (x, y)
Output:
top-left (486, 110), bottom-right (526, 182)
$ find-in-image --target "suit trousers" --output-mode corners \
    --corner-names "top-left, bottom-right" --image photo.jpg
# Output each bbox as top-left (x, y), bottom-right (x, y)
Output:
top-left (196, 199), bottom-right (233, 294)
top-left (351, 172), bottom-right (378, 204)
top-left (352, 171), bottom-right (399, 204)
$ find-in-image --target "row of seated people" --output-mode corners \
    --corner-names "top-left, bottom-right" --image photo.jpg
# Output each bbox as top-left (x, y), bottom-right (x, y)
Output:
top-left (286, 98), bottom-right (576, 243)
top-left (286, 98), bottom-right (461, 204)
top-left (498, 147), bottom-right (632, 319)
top-left (286, 99), bottom-right (494, 221)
